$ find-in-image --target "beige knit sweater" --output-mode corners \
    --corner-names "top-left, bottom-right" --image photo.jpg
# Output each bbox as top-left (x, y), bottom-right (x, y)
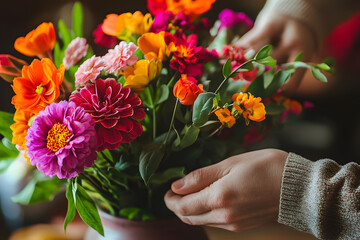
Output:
top-left (279, 153), bottom-right (360, 239)
top-left (257, 0), bottom-right (360, 44)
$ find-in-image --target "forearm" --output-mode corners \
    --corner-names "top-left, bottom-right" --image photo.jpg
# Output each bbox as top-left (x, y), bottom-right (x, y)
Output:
top-left (278, 153), bottom-right (360, 240)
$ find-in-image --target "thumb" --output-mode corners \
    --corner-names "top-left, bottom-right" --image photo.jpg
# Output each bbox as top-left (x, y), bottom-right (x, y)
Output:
top-left (171, 163), bottom-right (226, 195)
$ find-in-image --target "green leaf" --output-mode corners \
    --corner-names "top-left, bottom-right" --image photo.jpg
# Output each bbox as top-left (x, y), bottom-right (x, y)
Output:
top-left (0, 138), bottom-right (19, 161)
top-left (72, 2), bottom-right (83, 37)
top-left (222, 59), bottom-right (232, 78)
top-left (64, 180), bottom-right (76, 231)
top-left (12, 178), bottom-right (62, 204)
top-left (155, 84), bottom-right (169, 105)
top-left (255, 56), bottom-right (277, 68)
top-left (172, 124), bottom-right (200, 151)
top-left (315, 63), bottom-right (331, 71)
top-left (294, 52), bottom-right (303, 62)
top-left (255, 45), bottom-right (272, 60)
top-left (139, 143), bottom-right (165, 184)
top-left (0, 111), bottom-right (14, 141)
top-left (58, 19), bottom-right (72, 47)
top-left (192, 92), bottom-right (216, 127)
top-left (140, 86), bottom-right (154, 108)
top-left (263, 68), bottom-right (276, 89)
top-left (119, 207), bottom-right (141, 220)
top-left (324, 57), bottom-right (336, 68)
top-left (246, 70), bottom-right (292, 98)
top-left (101, 149), bottom-right (113, 162)
top-left (53, 42), bottom-right (63, 68)
top-left (311, 67), bottom-right (327, 82)
top-left (74, 182), bottom-right (104, 236)
top-left (150, 167), bottom-right (186, 186)
top-left (265, 103), bottom-right (287, 115)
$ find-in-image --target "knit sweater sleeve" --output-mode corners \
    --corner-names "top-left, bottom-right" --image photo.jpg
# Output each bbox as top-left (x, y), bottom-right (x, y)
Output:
top-left (278, 153), bottom-right (360, 240)
top-left (257, 0), bottom-right (360, 43)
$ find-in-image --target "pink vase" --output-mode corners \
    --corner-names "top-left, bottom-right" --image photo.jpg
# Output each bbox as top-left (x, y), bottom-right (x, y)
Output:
top-left (84, 210), bottom-right (209, 240)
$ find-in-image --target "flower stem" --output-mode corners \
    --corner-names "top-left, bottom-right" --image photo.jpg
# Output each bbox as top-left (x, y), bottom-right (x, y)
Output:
top-left (207, 125), bottom-right (225, 139)
top-left (214, 60), bottom-right (254, 95)
top-left (164, 99), bottom-right (179, 145)
top-left (152, 107), bottom-right (156, 140)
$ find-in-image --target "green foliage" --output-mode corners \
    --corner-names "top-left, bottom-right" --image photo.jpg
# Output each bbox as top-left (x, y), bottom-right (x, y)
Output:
top-left (64, 180), bottom-right (76, 231)
top-left (139, 143), bottom-right (165, 185)
top-left (119, 207), bottom-right (156, 221)
top-left (254, 45), bottom-right (272, 60)
top-left (192, 92), bottom-right (217, 127)
top-left (73, 181), bottom-right (104, 236)
top-left (172, 124), bottom-right (200, 151)
top-left (72, 2), bottom-right (83, 37)
top-left (150, 167), bottom-right (185, 186)
top-left (12, 177), bottom-right (62, 204)
top-left (0, 111), bottom-right (15, 141)
top-left (222, 59), bottom-right (232, 78)
top-left (155, 84), bottom-right (169, 105)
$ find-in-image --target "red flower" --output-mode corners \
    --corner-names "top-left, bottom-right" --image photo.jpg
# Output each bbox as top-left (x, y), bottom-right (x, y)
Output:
top-left (170, 32), bottom-right (217, 77)
top-left (221, 44), bottom-right (257, 82)
top-left (70, 78), bottom-right (145, 151)
top-left (173, 74), bottom-right (203, 105)
top-left (93, 24), bottom-right (119, 49)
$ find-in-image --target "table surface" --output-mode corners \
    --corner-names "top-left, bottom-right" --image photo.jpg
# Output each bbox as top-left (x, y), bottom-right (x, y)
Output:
top-left (9, 221), bottom-right (317, 240)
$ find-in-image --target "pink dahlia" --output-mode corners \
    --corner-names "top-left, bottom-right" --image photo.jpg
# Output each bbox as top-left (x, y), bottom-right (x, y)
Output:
top-left (63, 37), bottom-right (89, 69)
top-left (93, 24), bottom-right (119, 49)
top-left (75, 56), bottom-right (105, 87)
top-left (102, 41), bottom-right (138, 75)
top-left (70, 78), bottom-right (145, 151)
top-left (25, 101), bottom-right (97, 179)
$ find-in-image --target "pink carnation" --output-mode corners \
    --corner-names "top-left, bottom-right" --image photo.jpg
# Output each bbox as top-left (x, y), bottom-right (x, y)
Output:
top-left (75, 56), bottom-right (105, 87)
top-left (102, 41), bottom-right (138, 75)
top-left (63, 37), bottom-right (89, 69)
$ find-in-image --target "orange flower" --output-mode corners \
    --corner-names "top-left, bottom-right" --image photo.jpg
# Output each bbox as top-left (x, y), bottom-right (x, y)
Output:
top-left (138, 31), bottom-right (176, 62)
top-left (12, 58), bottom-right (65, 112)
top-left (232, 92), bottom-right (266, 125)
top-left (10, 109), bottom-right (37, 150)
top-left (14, 22), bottom-right (56, 58)
top-left (102, 12), bottom-right (153, 40)
top-left (215, 108), bottom-right (236, 128)
top-left (148, 0), bottom-right (216, 20)
top-left (173, 74), bottom-right (203, 105)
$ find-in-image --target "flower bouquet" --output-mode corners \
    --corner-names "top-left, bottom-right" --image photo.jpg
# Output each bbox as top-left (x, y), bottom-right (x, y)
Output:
top-left (0, 0), bottom-right (333, 236)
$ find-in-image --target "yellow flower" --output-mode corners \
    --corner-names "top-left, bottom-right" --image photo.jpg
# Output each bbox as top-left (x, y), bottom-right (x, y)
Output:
top-left (102, 11), bottom-right (153, 41)
top-left (137, 31), bottom-right (177, 62)
top-left (123, 59), bottom-right (162, 93)
top-left (215, 108), bottom-right (236, 128)
top-left (232, 92), bottom-right (266, 125)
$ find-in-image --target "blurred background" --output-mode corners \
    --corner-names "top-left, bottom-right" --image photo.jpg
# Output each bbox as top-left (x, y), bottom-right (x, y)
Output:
top-left (0, 0), bottom-right (359, 239)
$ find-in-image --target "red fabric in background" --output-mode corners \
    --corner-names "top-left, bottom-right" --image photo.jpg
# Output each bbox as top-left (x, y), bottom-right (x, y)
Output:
top-left (325, 11), bottom-right (360, 68)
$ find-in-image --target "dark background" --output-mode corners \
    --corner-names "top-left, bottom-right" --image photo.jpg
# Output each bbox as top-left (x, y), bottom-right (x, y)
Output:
top-left (0, 0), bottom-right (359, 238)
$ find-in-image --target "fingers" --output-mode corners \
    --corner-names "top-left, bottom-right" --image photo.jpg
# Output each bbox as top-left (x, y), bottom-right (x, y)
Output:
top-left (164, 189), bottom-right (212, 217)
top-left (236, 28), bottom-right (271, 52)
top-left (171, 163), bottom-right (227, 195)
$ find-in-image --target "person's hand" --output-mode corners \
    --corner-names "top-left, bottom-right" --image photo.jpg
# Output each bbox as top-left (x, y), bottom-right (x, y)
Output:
top-left (237, 13), bottom-right (317, 93)
top-left (164, 149), bottom-right (288, 232)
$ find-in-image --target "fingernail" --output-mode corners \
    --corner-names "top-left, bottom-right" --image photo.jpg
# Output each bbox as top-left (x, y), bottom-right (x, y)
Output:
top-left (172, 178), bottom-right (184, 190)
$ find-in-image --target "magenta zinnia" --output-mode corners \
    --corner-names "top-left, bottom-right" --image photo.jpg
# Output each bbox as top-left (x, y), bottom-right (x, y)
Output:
top-left (70, 78), bottom-right (145, 151)
top-left (25, 101), bottom-right (97, 179)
